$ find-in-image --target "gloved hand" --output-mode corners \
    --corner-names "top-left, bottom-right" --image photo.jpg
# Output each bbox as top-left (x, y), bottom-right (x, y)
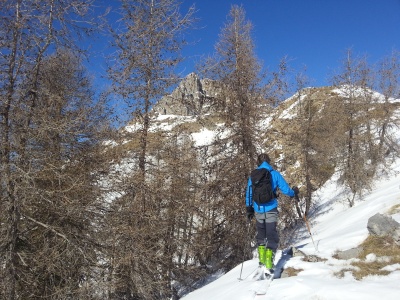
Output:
top-left (292, 186), bottom-right (299, 197)
top-left (246, 206), bottom-right (254, 221)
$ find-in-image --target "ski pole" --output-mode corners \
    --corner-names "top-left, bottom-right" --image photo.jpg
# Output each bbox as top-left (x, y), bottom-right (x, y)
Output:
top-left (295, 199), bottom-right (302, 219)
top-left (295, 194), bottom-right (317, 252)
top-left (238, 219), bottom-right (252, 281)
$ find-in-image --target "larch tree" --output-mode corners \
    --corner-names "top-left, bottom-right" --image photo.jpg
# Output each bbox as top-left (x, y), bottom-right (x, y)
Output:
top-left (21, 49), bottom-right (112, 299)
top-left (0, 1), bottom-right (111, 299)
top-left (287, 72), bottom-right (316, 218)
top-left (152, 128), bottom-right (203, 298)
top-left (288, 75), bottom-right (339, 217)
top-left (105, 0), bottom-right (195, 299)
top-left (375, 50), bottom-right (400, 164)
top-left (330, 49), bottom-right (376, 206)
top-left (197, 4), bottom-right (272, 270)
top-left (295, 86), bottom-right (315, 217)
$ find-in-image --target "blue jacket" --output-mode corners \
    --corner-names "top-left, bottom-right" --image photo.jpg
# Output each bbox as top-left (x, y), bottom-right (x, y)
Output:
top-left (246, 161), bottom-right (295, 213)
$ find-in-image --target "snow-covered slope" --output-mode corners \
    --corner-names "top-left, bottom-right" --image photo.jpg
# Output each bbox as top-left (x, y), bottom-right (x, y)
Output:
top-left (181, 159), bottom-right (400, 300)
top-left (117, 84), bottom-right (400, 299)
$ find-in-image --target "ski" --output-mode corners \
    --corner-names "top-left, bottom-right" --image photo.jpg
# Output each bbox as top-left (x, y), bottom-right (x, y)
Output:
top-left (251, 265), bottom-right (264, 280)
top-left (253, 267), bottom-right (274, 298)
top-left (255, 274), bottom-right (273, 295)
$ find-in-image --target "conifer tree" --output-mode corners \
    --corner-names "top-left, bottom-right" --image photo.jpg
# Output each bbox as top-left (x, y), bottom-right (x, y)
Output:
top-left (330, 49), bottom-right (376, 206)
top-left (0, 1), bottom-right (108, 298)
top-left (198, 4), bottom-right (273, 270)
top-left (375, 51), bottom-right (400, 164)
top-left (106, 0), bottom-right (195, 298)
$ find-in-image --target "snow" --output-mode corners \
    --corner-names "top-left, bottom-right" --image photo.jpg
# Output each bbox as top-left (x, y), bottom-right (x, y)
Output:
top-left (124, 114), bottom-right (197, 133)
top-left (192, 128), bottom-right (217, 147)
top-left (279, 94), bottom-right (306, 120)
top-left (182, 159), bottom-right (400, 300)
top-left (114, 93), bottom-right (400, 299)
top-left (332, 85), bottom-right (400, 104)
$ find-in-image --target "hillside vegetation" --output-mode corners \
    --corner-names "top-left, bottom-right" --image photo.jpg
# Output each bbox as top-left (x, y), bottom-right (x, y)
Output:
top-left (1, 1), bottom-right (399, 299)
top-left (106, 78), bottom-right (400, 298)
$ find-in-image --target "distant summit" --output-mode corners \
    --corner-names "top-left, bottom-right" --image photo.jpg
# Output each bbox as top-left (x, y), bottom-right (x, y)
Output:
top-left (153, 73), bottom-right (222, 116)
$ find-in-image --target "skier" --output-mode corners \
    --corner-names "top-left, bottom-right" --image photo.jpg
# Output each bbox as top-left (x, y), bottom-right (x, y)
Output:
top-left (245, 153), bottom-right (299, 273)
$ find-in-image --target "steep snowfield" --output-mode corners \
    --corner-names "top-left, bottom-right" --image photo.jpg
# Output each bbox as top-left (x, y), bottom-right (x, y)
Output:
top-left (182, 159), bottom-right (400, 300)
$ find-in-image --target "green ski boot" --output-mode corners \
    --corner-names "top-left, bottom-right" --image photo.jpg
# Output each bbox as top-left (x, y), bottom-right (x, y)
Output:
top-left (265, 248), bottom-right (274, 270)
top-left (257, 245), bottom-right (266, 266)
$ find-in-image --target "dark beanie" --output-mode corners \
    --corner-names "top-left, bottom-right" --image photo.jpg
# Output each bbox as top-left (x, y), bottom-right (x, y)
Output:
top-left (257, 153), bottom-right (271, 165)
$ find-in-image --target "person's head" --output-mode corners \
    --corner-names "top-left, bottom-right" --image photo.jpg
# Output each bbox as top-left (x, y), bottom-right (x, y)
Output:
top-left (257, 153), bottom-right (271, 166)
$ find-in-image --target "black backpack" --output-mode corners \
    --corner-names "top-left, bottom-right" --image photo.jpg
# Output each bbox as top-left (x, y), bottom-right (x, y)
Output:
top-left (250, 168), bottom-right (275, 205)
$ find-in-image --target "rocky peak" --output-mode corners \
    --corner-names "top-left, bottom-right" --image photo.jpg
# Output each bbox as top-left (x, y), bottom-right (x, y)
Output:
top-left (153, 73), bottom-right (222, 116)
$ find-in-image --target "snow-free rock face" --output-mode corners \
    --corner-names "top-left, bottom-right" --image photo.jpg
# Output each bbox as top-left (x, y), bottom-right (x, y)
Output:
top-left (152, 73), bottom-right (222, 116)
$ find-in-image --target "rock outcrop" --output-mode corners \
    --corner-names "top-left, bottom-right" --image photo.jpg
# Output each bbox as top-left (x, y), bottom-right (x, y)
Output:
top-left (367, 213), bottom-right (400, 246)
top-left (152, 73), bottom-right (222, 116)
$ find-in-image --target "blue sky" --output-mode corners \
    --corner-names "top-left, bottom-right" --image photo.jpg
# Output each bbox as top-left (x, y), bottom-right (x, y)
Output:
top-left (88, 0), bottom-right (400, 96)
top-left (177, 0), bottom-right (400, 87)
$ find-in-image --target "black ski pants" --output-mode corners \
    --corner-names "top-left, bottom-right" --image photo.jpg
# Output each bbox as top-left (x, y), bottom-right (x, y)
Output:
top-left (255, 208), bottom-right (279, 252)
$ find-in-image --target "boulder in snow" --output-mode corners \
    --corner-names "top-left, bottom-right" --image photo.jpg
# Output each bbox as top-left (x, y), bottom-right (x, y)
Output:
top-left (367, 213), bottom-right (400, 245)
top-left (336, 246), bottom-right (364, 260)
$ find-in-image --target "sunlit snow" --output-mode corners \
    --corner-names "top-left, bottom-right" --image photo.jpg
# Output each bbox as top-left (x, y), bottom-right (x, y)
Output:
top-left (182, 159), bottom-right (400, 300)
